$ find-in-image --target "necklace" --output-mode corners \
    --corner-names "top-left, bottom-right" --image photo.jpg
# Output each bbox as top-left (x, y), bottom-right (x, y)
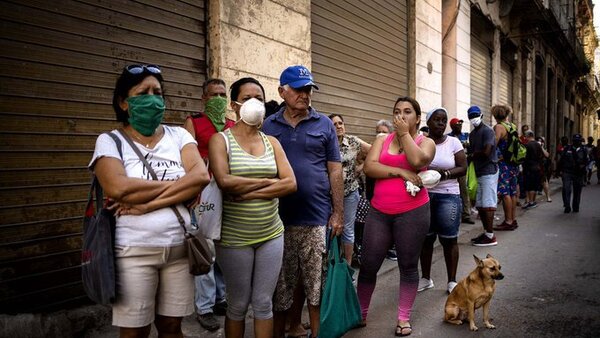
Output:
top-left (130, 129), bottom-right (153, 147)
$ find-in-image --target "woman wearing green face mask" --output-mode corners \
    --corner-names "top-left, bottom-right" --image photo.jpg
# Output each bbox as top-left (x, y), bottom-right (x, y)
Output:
top-left (88, 65), bottom-right (210, 338)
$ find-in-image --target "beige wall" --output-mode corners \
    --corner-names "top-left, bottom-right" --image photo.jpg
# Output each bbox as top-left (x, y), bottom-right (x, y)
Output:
top-left (415, 0), bottom-right (443, 117)
top-left (208, 0), bottom-right (311, 118)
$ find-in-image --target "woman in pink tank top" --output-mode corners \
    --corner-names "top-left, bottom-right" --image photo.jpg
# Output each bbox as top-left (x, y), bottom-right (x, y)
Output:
top-left (356, 97), bottom-right (436, 337)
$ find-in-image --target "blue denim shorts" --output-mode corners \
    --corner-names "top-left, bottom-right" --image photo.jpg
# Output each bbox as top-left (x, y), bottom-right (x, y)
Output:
top-left (428, 193), bottom-right (461, 238)
top-left (476, 170), bottom-right (499, 209)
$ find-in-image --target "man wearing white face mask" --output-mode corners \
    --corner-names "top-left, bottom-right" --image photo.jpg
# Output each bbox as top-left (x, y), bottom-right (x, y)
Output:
top-left (466, 106), bottom-right (499, 247)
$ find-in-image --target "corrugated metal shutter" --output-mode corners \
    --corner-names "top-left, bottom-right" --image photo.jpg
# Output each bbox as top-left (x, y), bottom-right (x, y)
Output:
top-left (0, 0), bottom-right (206, 313)
top-left (499, 60), bottom-right (513, 107)
top-left (470, 37), bottom-right (492, 120)
top-left (311, 0), bottom-right (409, 142)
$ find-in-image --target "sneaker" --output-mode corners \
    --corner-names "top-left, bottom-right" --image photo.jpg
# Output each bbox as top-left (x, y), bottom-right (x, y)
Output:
top-left (462, 217), bottom-right (475, 224)
top-left (417, 278), bottom-right (434, 292)
top-left (197, 313), bottom-right (220, 331)
top-left (471, 207), bottom-right (479, 215)
top-left (493, 221), bottom-right (516, 231)
top-left (213, 301), bottom-right (228, 316)
top-left (472, 234), bottom-right (497, 247)
top-left (522, 202), bottom-right (531, 210)
top-left (470, 233), bottom-right (486, 243)
top-left (386, 249), bottom-right (398, 261)
top-left (528, 202), bottom-right (538, 209)
top-left (447, 281), bottom-right (458, 294)
top-left (564, 206), bottom-right (571, 213)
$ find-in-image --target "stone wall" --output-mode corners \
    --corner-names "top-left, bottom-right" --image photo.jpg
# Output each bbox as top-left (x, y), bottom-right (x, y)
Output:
top-left (208, 0), bottom-right (311, 116)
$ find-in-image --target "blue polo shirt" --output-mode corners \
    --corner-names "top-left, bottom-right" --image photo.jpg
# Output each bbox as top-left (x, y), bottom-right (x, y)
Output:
top-left (262, 107), bottom-right (340, 226)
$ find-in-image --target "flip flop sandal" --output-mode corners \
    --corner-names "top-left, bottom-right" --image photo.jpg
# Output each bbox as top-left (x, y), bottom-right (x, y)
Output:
top-left (395, 323), bottom-right (412, 337)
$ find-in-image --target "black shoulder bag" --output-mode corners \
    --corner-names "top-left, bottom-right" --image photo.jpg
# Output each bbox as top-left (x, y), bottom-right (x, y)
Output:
top-left (81, 132), bottom-right (122, 304)
top-left (117, 129), bottom-right (213, 275)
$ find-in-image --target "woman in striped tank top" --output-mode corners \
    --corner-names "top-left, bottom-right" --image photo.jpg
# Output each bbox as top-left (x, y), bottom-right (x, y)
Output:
top-left (208, 78), bottom-right (297, 338)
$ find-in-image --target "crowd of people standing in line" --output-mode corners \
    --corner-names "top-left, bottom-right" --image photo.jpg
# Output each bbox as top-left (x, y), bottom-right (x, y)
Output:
top-left (90, 63), bottom-right (597, 338)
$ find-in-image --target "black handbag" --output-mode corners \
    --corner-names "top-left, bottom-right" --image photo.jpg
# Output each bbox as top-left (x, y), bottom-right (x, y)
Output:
top-left (117, 129), bottom-right (213, 276)
top-left (81, 132), bottom-right (122, 304)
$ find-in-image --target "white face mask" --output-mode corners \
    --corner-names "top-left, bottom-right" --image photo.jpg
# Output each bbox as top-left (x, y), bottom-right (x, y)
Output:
top-left (469, 116), bottom-right (482, 128)
top-left (238, 98), bottom-right (265, 126)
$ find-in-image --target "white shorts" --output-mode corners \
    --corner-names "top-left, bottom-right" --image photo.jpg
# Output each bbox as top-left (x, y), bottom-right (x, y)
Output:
top-left (112, 245), bottom-right (194, 328)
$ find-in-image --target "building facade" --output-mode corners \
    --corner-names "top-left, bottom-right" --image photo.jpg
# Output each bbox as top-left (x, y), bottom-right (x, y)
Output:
top-left (0, 0), bottom-right (598, 313)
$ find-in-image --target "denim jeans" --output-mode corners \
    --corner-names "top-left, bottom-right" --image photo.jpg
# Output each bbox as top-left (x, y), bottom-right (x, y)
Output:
top-left (562, 172), bottom-right (584, 210)
top-left (342, 190), bottom-right (360, 244)
top-left (195, 261), bottom-right (226, 315)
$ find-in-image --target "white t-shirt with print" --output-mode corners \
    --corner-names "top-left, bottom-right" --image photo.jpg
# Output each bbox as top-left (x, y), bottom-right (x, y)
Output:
top-left (88, 125), bottom-right (197, 247)
top-left (428, 136), bottom-right (463, 195)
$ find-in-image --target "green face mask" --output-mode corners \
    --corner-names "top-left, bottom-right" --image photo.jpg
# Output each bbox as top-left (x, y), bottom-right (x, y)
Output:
top-left (126, 95), bottom-right (166, 136)
top-left (204, 96), bottom-right (228, 132)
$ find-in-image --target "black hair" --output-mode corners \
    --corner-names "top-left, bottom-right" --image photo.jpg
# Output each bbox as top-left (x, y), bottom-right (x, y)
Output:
top-left (265, 100), bottom-right (282, 119)
top-left (112, 66), bottom-right (165, 124)
top-left (328, 113), bottom-right (344, 121)
top-left (229, 77), bottom-right (266, 102)
top-left (202, 78), bottom-right (226, 95)
top-left (394, 96), bottom-right (422, 117)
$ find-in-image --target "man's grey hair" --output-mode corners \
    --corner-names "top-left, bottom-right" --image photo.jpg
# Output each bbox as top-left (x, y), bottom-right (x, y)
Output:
top-left (376, 119), bottom-right (393, 132)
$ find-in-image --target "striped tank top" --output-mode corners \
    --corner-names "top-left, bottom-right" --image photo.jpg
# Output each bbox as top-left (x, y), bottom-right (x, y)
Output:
top-left (220, 130), bottom-right (284, 247)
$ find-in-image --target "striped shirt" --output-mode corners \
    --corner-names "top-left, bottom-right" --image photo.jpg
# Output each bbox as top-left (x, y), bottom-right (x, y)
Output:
top-left (220, 130), bottom-right (284, 247)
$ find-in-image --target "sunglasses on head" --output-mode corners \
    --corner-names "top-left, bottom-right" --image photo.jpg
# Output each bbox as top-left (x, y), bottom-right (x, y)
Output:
top-left (125, 64), bottom-right (161, 75)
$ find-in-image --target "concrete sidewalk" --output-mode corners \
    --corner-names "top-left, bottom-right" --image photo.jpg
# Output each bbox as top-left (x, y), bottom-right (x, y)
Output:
top-left (0, 178), bottom-right (566, 338)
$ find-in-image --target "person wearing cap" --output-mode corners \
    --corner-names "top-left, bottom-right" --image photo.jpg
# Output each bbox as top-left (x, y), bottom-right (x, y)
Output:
top-left (262, 65), bottom-right (343, 337)
top-left (447, 117), bottom-right (474, 224)
top-left (522, 130), bottom-right (545, 210)
top-left (418, 107), bottom-right (467, 295)
top-left (467, 105), bottom-right (499, 246)
top-left (557, 134), bottom-right (588, 213)
top-left (491, 104), bottom-right (520, 231)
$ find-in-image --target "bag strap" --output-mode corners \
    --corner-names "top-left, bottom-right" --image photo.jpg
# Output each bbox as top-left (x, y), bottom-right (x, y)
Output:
top-left (219, 130), bottom-right (231, 161)
top-left (116, 128), bottom-right (188, 234)
top-left (88, 132), bottom-right (124, 214)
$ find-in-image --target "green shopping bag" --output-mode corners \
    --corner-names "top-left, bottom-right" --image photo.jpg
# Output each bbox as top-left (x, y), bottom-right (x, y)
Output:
top-left (467, 162), bottom-right (478, 201)
top-left (319, 236), bottom-right (362, 338)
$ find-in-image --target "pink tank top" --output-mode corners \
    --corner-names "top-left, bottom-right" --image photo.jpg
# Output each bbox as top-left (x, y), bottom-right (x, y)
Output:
top-left (371, 133), bottom-right (429, 214)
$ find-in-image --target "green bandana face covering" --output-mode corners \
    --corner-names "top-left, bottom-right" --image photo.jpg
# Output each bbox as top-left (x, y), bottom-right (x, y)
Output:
top-left (204, 96), bottom-right (228, 132)
top-left (126, 95), bottom-right (165, 136)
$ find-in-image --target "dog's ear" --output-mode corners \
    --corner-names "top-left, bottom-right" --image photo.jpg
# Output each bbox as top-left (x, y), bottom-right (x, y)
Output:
top-left (486, 253), bottom-right (494, 259)
top-left (473, 255), bottom-right (482, 266)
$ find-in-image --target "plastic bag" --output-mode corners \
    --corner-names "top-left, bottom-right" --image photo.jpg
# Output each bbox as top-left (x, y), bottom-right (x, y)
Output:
top-left (418, 170), bottom-right (442, 189)
top-left (467, 162), bottom-right (478, 201)
top-left (320, 237), bottom-right (362, 338)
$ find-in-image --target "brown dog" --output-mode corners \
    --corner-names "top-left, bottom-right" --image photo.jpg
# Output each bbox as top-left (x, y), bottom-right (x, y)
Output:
top-left (444, 254), bottom-right (504, 331)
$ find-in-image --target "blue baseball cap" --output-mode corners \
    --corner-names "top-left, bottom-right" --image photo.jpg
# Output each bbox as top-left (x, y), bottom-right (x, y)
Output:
top-left (279, 65), bottom-right (319, 90)
top-left (467, 105), bottom-right (482, 119)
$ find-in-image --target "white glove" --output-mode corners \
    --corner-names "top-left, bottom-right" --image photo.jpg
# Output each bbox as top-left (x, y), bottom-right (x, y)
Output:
top-left (405, 181), bottom-right (421, 197)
